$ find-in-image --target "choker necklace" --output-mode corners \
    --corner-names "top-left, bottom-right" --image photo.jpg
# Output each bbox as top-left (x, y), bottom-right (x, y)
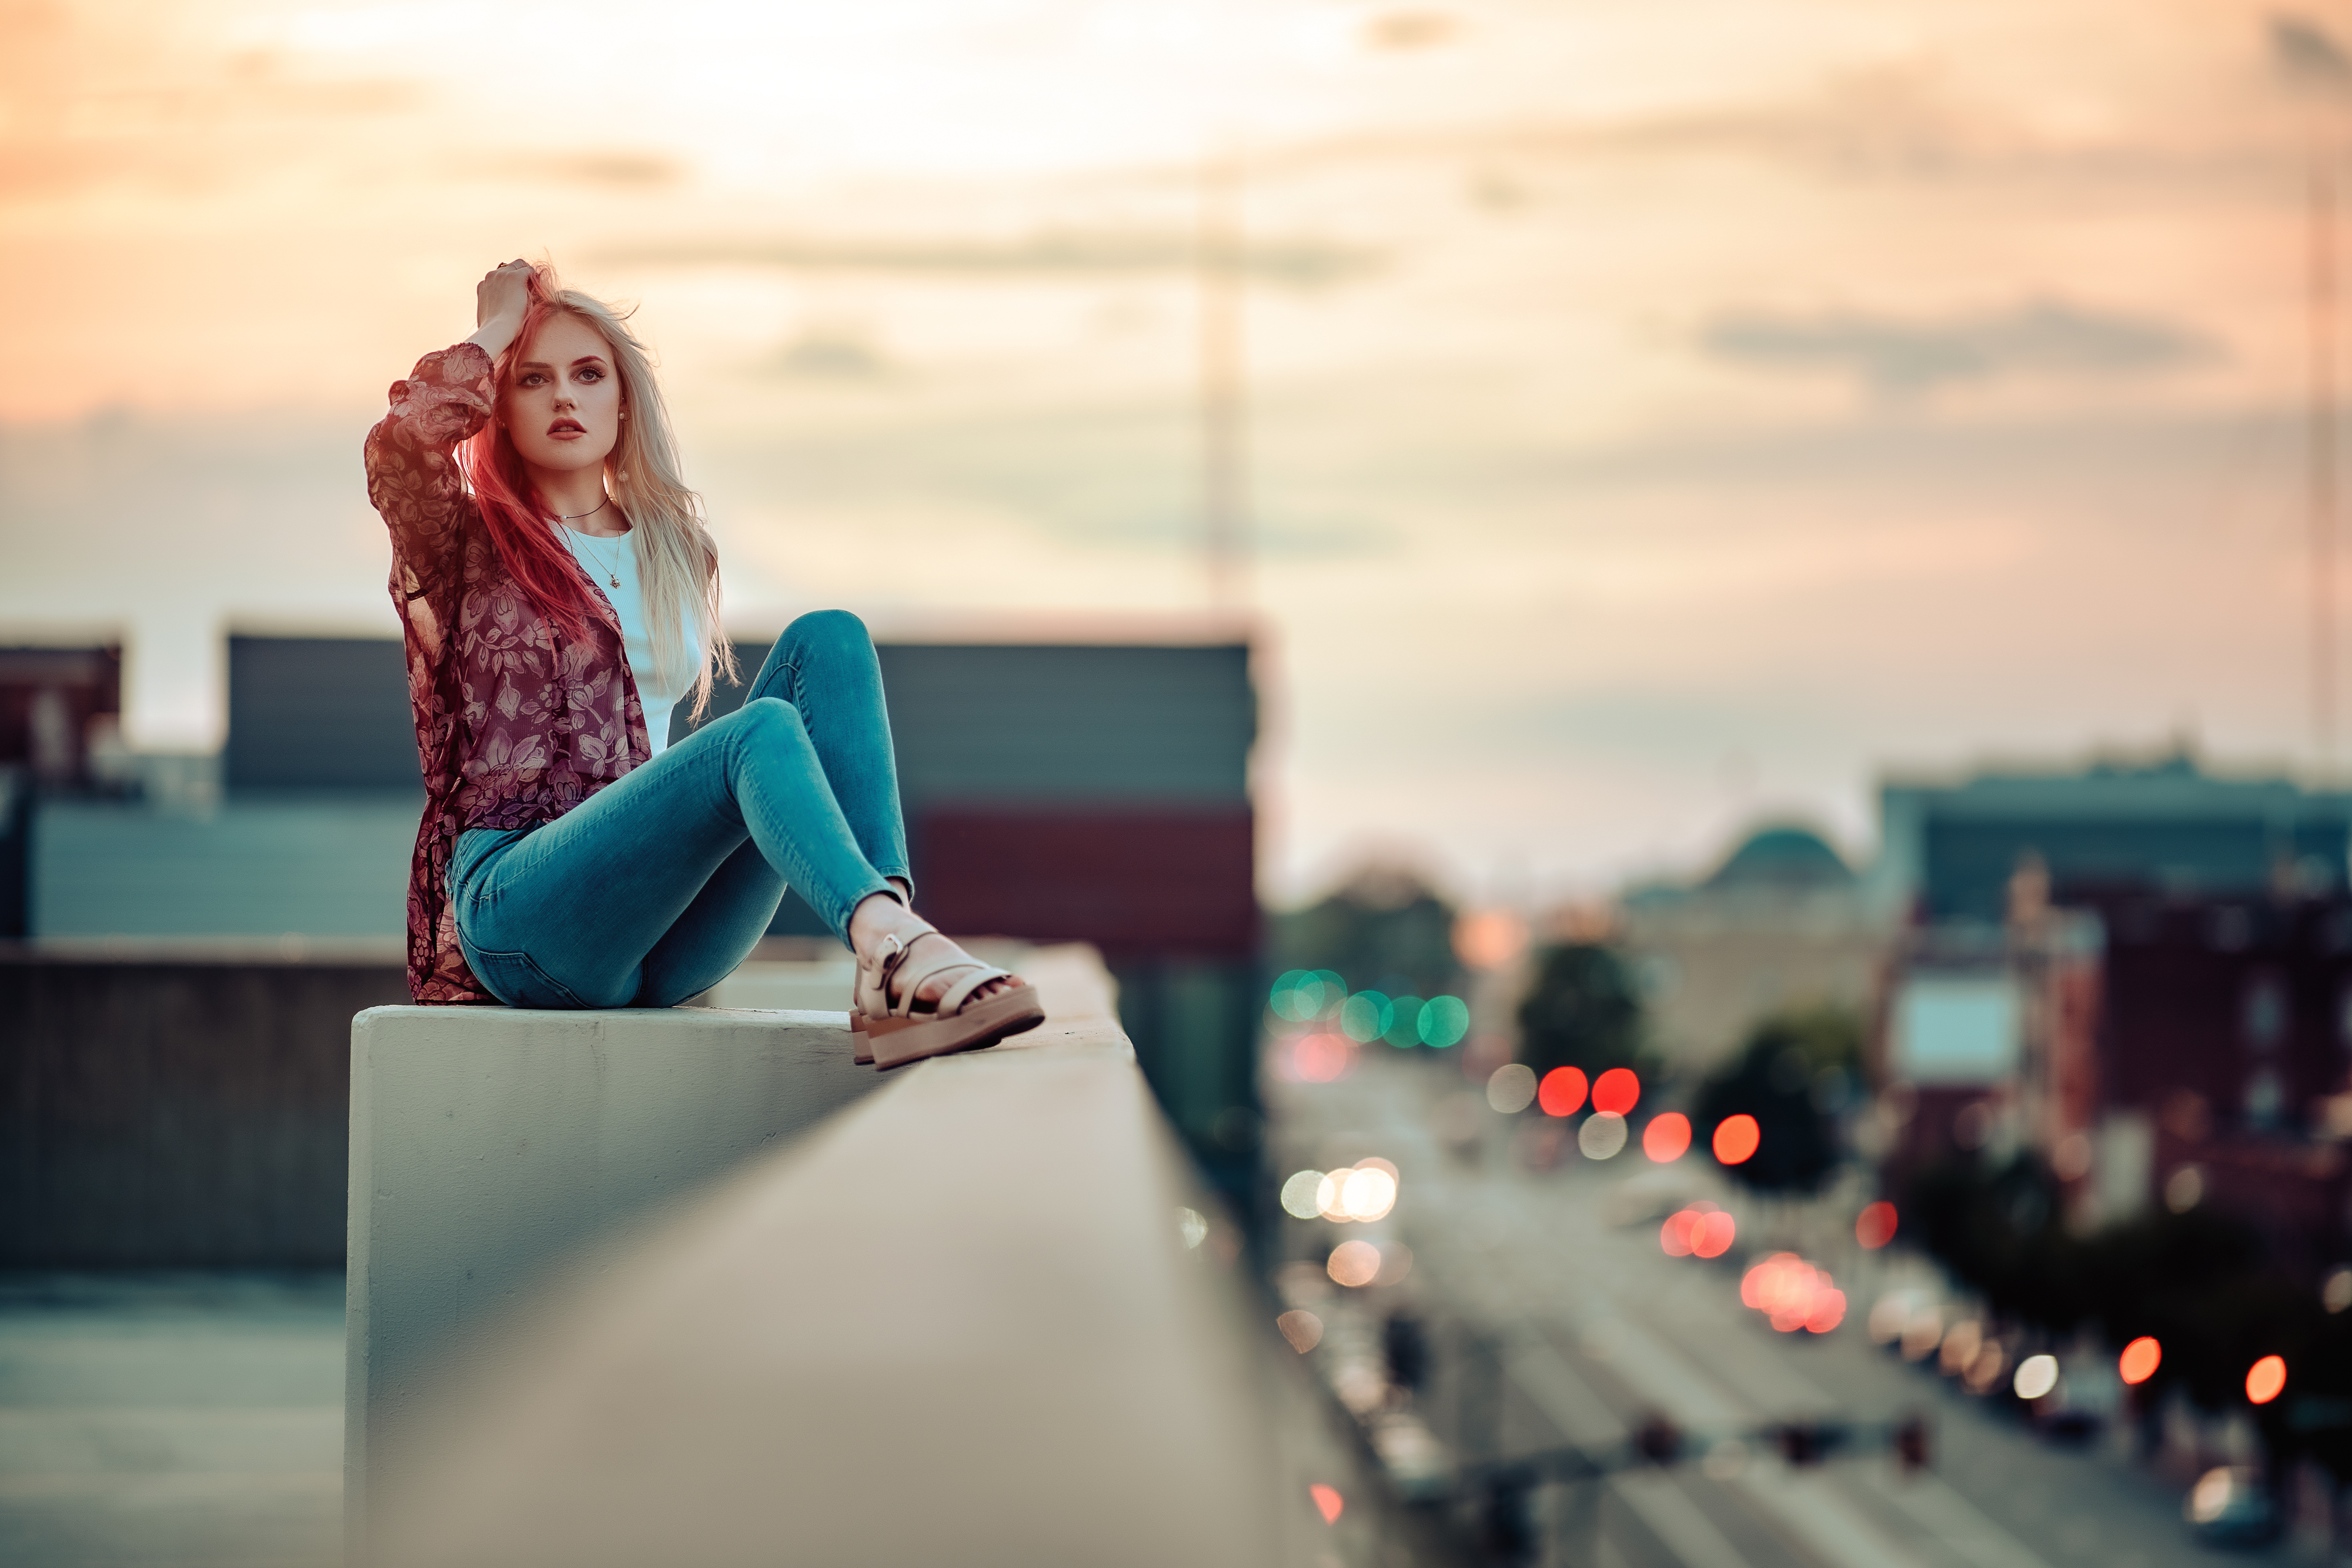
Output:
top-left (555, 496), bottom-right (623, 587)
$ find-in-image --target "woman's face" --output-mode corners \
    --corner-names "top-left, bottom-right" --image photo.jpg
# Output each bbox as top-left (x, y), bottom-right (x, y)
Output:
top-left (502, 311), bottom-right (622, 479)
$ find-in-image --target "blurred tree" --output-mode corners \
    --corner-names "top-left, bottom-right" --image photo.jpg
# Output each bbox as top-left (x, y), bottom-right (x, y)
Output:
top-left (1515, 943), bottom-right (1642, 1077)
top-left (1689, 1006), bottom-right (1860, 1195)
top-left (1270, 864), bottom-right (1460, 998)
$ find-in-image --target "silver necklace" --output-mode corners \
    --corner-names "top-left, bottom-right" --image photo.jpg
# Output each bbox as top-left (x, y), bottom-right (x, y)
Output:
top-left (555, 497), bottom-right (624, 587)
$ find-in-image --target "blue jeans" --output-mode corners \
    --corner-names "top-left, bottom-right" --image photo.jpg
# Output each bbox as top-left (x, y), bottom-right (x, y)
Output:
top-left (449, 610), bottom-right (910, 1008)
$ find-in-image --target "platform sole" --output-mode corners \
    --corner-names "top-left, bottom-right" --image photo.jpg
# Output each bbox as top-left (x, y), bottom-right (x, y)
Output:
top-left (862, 984), bottom-right (1047, 1071)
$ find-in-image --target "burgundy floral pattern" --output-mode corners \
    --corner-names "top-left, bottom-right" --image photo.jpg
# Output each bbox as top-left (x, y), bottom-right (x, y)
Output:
top-left (365, 342), bottom-right (649, 1002)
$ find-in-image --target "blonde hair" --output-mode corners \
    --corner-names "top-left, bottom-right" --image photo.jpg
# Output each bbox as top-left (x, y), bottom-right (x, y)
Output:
top-left (481, 265), bottom-right (738, 718)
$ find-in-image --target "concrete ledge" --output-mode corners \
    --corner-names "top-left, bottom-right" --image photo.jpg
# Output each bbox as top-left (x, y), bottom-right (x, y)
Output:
top-left (353, 951), bottom-right (1282, 1567)
top-left (345, 999), bottom-right (881, 1546)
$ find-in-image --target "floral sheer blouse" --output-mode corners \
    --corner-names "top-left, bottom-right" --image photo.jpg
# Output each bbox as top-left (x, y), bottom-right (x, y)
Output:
top-left (364, 342), bottom-right (650, 1003)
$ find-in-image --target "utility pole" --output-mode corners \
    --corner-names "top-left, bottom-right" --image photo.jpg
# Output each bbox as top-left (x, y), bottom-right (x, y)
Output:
top-left (2274, 15), bottom-right (2352, 778)
top-left (2312, 155), bottom-right (2337, 777)
top-left (1196, 149), bottom-right (1248, 611)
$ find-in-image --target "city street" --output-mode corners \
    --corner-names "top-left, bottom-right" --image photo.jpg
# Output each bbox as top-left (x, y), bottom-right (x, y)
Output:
top-left (1271, 1052), bottom-right (2241, 1568)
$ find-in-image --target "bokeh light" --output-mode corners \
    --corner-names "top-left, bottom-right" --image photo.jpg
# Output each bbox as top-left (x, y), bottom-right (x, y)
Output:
top-left (1486, 1063), bottom-right (1537, 1114)
top-left (1578, 1111), bottom-right (1628, 1159)
top-left (1452, 911), bottom-right (1528, 970)
top-left (2189, 1469), bottom-right (2243, 1527)
top-left (1384, 996), bottom-right (1425, 1048)
top-left (1328, 1240), bottom-right (1382, 1288)
top-left (1269, 969), bottom-right (1322, 1022)
top-left (1177, 1207), bottom-right (1208, 1249)
top-left (1855, 1201), bottom-right (1898, 1249)
top-left (1900, 1306), bottom-right (1945, 1362)
top-left (1309, 1483), bottom-right (1345, 1526)
top-left (1289, 1033), bottom-right (1354, 1083)
top-left (2119, 1336), bottom-right (2162, 1386)
top-left (1741, 1253), bottom-right (1839, 1333)
top-left (1867, 1290), bottom-right (1919, 1345)
top-left (2013, 1353), bottom-right (2060, 1401)
top-left (1642, 1112), bottom-right (1691, 1162)
top-left (1419, 995), bottom-right (1471, 1048)
top-left (1538, 1066), bottom-right (1588, 1118)
top-left (1713, 1114), bottom-right (1761, 1165)
top-left (2247, 1355), bottom-right (2287, 1405)
top-left (1340, 991), bottom-right (1394, 1044)
top-left (1591, 1067), bottom-right (1641, 1116)
top-left (1314, 1169), bottom-right (1355, 1221)
top-left (1276, 1310), bottom-right (1324, 1352)
top-left (1280, 1170), bottom-right (1325, 1221)
top-left (1268, 969), bottom-right (1348, 1023)
top-left (1661, 1209), bottom-right (1698, 1257)
top-left (2327, 1267), bottom-right (2352, 1314)
top-left (1963, 1345), bottom-right (2006, 1395)
top-left (1339, 1166), bottom-right (1398, 1222)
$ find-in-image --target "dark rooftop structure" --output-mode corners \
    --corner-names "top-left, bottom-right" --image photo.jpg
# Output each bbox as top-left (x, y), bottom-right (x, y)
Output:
top-left (1700, 824), bottom-right (1856, 892)
top-left (1876, 751), bottom-right (2352, 924)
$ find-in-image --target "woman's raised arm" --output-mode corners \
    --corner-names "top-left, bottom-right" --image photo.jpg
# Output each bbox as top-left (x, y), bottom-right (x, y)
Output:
top-left (363, 260), bottom-right (535, 603)
top-left (466, 259), bottom-right (534, 359)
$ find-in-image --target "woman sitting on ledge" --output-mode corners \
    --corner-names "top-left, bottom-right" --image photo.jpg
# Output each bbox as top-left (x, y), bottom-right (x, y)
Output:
top-left (363, 259), bottom-right (1040, 1068)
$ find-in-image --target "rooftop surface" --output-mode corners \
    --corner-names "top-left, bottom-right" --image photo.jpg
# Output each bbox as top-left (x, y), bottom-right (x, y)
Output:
top-left (0, 1271), bottom-right (344, 1568)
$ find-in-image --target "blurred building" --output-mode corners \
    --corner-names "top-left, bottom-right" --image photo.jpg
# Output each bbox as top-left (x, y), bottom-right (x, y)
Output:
top-left (1873, 748), bottom-right (2352, 922)
top-left (0, 643), bottom-right (124, 937)
top-left (1873, 751), bottom-right (2352, 1271)
top-left (0, 644), bottom-right (121, 787)
top-left (1618, 824), bottom-right (1891, 1072)
top-left (32, 636), bottom-right (420, 940)
top-left (15, 628), bottom-right (1266, 1228)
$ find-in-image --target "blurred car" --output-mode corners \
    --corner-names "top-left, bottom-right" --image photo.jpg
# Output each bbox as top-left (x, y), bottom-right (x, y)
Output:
top-left (2185, 1466), bottom-right (2280, 1547)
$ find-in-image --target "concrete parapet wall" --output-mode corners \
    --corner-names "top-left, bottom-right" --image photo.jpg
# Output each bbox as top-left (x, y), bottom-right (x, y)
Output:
top-left (344, 1001), bottom-right (881, 1544)
top-left (352, 948), bottom-right (1283, 1567)
top-left (0, 944), bottom-right (408, 1265)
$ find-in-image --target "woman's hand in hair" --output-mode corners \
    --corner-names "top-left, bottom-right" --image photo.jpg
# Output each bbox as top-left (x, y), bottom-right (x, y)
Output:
top-left (464, 259), bottom-right (537, 359)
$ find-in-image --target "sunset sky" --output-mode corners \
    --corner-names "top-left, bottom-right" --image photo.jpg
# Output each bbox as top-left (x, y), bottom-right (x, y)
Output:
top-left (1, 0), bottom-right (2343, 904)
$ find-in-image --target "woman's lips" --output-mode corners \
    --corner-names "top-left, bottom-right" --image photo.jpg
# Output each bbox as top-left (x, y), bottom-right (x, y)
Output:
top-left (548, 420), bottom-right (586, 438)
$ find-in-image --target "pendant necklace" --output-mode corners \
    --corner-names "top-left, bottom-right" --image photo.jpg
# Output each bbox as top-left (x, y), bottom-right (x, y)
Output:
top-left (556, 496), bottom-right (623, 587)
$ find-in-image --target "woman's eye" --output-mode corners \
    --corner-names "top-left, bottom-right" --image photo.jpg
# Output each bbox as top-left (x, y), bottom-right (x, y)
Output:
top-left (517, 372), bottom-right (545, 386)
top-left (576, 368), bottom-right (603, 383)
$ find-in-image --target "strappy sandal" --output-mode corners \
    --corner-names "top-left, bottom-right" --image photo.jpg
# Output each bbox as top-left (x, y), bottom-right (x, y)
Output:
top-left (853, 929), bottom-right (1045, 1070)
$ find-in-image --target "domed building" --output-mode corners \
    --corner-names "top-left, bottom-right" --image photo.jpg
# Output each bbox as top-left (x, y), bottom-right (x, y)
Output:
top-left (1618, 823), bottom-right (1891, 1073)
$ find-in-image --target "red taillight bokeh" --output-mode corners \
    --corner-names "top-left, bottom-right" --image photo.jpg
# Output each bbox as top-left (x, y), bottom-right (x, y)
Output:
top-left (2119, 1336), bottom-right (2161, 1386)
top-left (1855, 1201), bottom-right (1897, 1249)
top-left (1538, 1066), bottom-right (1588, 1118)
top-left (1592, 1067), bottom-right (1641, 1116)
top-left (1741, 1252), bottom-right (1840, 1332)
top-left (1643, 1112), bottom-right (1691, 1162)
top-left (1713, 1114), bottom-right (1760, 1165)
top-left (1662, 1205), bottom-right (1735, 1259)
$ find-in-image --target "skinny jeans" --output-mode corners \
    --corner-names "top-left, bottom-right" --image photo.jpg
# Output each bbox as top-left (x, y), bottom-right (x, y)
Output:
top-left (449, 610), bottom-right (908, 1009)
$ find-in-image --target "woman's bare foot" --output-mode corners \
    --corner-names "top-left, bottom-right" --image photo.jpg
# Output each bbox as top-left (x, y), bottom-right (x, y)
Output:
top-left (847, 890), bottom-right (1023, 1010)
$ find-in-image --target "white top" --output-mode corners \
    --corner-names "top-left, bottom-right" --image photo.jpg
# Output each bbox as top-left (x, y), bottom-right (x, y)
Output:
top-left (561, 524), bottom-right (693, 759)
